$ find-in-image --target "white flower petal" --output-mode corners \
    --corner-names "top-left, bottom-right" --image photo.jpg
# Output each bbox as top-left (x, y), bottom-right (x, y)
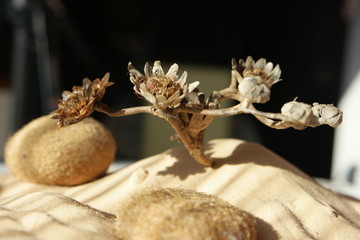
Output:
top-left (177, 71), bottom-right (188, 86)
top-left (144, 62), bottom-right (151, 77)
top-left (245, 56), bottom-right (255, 69)
top-left (156, 94), bottom-right (167, 103)
top-left (269, 65), bottom-right (281, 85)
top-left (270, 65), bottom-right (281, 79)
top-left (264, 62), bottom-right (273, 72)
top-left (157, 96), bottom-right (175, 109)
top-left (153, 61), bottom-right (164, 76)
top-left (188, 81), bottom-right (200, 93)
top-left (128, 62), bottom-right (144, 84)
top-left (166, 63), bottom-right (179, 79)
top-left (167, 89), bottom-right (181, 102)
top-left (140, 84), bottom-right (157, 104)
top-left (255, 58), bottom-right (266, 70)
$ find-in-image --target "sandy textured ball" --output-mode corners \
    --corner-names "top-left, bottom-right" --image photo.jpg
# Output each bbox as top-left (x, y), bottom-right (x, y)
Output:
top-left (4, 115), bottom-right (116, 186)
top-left (116, 187), bottom-right (257, 240)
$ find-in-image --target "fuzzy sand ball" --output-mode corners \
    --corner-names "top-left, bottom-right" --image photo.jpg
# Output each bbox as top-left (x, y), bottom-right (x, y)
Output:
top-left (116, 187), bottom-right (257, 240)
top-left (4, 115), bottom-right (116, 186)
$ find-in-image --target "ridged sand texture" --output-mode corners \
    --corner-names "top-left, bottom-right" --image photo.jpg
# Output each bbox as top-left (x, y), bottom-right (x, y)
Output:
top-left (1, 136), bottom-right (360, 239)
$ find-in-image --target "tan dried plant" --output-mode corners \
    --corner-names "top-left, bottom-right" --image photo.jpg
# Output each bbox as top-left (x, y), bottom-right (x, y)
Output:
top-left (52, 57), bottom-right (343, 166)
top-left (51, 73), bottom-right (113, 128)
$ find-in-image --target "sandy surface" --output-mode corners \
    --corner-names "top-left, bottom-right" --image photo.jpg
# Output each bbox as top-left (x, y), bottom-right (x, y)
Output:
top-left (0, 138), bottom-right (359, 239)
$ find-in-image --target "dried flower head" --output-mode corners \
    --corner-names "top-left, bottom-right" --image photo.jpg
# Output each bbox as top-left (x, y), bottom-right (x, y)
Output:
top-left (128, 61), bottom-right (199, 109)
top-left (51, 73), bottom-right (114, 128)
top-left (235, 57), bottom-right (281, 103)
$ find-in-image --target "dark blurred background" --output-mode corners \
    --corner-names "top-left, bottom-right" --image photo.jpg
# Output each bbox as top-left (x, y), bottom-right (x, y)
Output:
top-left (0, 0), bottom-right (349, 178)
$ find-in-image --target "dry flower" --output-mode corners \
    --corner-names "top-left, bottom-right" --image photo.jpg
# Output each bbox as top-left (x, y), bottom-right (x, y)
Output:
top-left (128, 61), bottom-right (199, 109)
top-left (51, 73), bottom-right (113, 128)
top-left (235, 56), bottom-right (281, 104)
top-left (238, 56), bottom-right (281, 86)
top-left (52, 57), bottom-right (343, 167)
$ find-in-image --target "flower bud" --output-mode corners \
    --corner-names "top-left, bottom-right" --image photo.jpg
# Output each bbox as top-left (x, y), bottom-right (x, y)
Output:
top-left (238, 77), bottom-right (270, 103)
top-left (312, 103), bottom-right (343, 128)
top-left (281, 101), bottom-right (312, 126)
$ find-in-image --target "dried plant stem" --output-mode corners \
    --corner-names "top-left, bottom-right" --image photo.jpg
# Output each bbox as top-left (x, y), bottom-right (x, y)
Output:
top-left (96, 103), bottom-right (213, 166)
top-left (188, 114), bottom-right (214, 137)
top-left (177, 129), bottom-right (212, 167)
top-left (98, 102), bottom-right (294, 129)
top-left (175, 104), bottom-right (292, 125)
top-left (96, 103), bottom-right (153, 117)
top-left (152, 108), bottom-right (213, 167)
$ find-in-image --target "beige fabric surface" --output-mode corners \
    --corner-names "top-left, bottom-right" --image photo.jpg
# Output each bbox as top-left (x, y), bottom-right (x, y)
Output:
top-left (0, 138), bottom-right (359, 239)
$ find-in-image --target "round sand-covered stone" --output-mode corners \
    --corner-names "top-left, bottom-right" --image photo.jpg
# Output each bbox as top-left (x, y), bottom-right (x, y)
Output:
top-left (4, 115), bottom-right (116, 186)
top-left (116, 187), bottom-right (257, 240)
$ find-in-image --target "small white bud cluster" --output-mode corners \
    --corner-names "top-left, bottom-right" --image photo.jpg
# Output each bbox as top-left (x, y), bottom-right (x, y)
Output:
top-left (281, 100), bottom-right (343, 129)
top-left (312, 103), bottom-right (343, 128)
top-left (233, 57), bottom-right (281, 104)
top-left (281, 101), bottom-right (312, 129)
top-left (238, 77), bottom-right (271, 103)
